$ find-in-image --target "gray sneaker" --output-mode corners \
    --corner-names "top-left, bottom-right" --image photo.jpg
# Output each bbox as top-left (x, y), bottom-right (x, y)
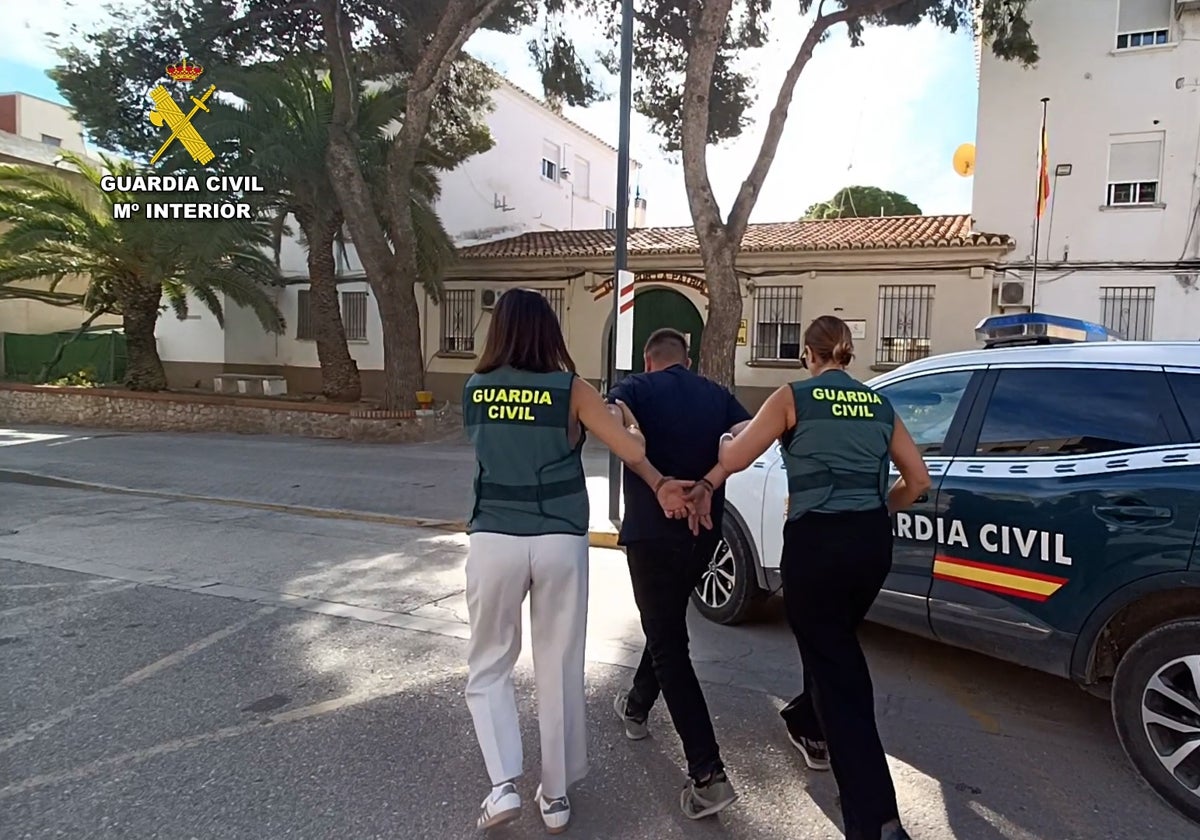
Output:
top-left (680, 770), bottom-right (738, 819)
top-left (613, 689), bottom-right (649, 740)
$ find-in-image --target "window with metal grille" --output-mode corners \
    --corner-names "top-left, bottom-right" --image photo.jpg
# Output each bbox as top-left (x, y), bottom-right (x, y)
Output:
top-left (752, 286), bottom-right (803, 361)
top-left (535, 288), bottom-right (565, 323)
top-left (604, 208), bottom-right (616, 230)
top-left (877, 285), bottom-right (934, 366)
top-left (1100, 286), bottom-right (1155, 340)
top-left (441, 289), bottom-right (476, 353)
top-left (341, 291), bottom-right (368, 341)
top-left (296, 288), bottom-right (370, 341)
top-left (296, 289), bottom-right (314, 340)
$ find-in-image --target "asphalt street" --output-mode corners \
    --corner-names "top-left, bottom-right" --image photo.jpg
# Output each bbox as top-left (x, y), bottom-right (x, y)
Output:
top-left (2, 425), bottom-right (1199, 838)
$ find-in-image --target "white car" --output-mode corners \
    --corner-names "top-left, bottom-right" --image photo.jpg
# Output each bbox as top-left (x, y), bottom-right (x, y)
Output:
top-left (696, 313), bottom-right (1200, 824)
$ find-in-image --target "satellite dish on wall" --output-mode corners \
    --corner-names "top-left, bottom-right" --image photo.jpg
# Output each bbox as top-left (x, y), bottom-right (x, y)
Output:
top-left (953, 143), bottom-right (976, 177)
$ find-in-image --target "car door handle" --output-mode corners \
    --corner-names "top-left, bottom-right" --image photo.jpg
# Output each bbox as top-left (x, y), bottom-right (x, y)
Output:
top-left (1093, 505), bottom-right (1173, 524)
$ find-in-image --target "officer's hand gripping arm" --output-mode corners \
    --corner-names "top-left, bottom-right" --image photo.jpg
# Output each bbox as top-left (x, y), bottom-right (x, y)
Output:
top-left (719, 386), bottom-right (791, 473)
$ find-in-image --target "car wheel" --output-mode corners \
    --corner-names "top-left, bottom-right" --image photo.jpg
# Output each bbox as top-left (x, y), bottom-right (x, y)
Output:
top-left (1111, 619), bottom-right (1200, 825)
top-left (691, 515), bottom-right (764, 626)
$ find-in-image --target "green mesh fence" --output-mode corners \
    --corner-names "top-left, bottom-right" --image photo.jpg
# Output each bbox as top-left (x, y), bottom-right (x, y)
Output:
top-left (2, 330), bottom-right (128, 384)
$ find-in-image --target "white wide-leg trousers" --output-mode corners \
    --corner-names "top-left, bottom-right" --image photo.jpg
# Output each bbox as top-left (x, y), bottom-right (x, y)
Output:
top-left (464, 531), bottom-right (589, 799)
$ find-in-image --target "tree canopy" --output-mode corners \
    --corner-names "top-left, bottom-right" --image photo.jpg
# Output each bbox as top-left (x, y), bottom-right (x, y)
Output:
top-left (803, 185), bottom-right (922, 219)
top-left (534, 0), bottom-right (1036, 154)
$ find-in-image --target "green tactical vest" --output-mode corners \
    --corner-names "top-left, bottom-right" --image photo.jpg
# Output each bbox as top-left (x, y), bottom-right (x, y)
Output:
top-left (783, 369), bottom-right (896, 520)
top-left (464, 367), bottom-right (589, 537)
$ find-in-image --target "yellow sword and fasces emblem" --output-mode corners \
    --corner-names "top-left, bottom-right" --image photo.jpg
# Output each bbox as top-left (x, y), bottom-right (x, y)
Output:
top-left (147, 58), bottom-right (216, 166)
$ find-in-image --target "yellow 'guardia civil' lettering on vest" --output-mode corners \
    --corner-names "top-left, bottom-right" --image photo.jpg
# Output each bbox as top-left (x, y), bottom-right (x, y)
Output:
top-left (812, 385), bottom-right (884, 418)
top-left (471, 387), bottom-right (554, 422)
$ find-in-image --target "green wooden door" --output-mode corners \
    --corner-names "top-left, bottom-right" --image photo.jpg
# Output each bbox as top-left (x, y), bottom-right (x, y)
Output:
top-left (628, 288), bottom-right (704, 373)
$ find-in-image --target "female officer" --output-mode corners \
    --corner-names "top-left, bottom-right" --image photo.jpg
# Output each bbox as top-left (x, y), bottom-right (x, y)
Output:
top-left (465, 289), bottom-right (688, 834)
top-left (718, 315), bottom-right (931, 840)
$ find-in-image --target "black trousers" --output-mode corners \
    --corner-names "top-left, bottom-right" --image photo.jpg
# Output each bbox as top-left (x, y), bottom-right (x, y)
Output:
top-left (624, 533), bottom-right (724, 781)
top-left (778, 507), bottom-right (900, 840)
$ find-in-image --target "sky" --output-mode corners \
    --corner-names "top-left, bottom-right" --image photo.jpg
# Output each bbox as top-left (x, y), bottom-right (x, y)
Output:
top-left (0, 2), bottom-right (981, 228)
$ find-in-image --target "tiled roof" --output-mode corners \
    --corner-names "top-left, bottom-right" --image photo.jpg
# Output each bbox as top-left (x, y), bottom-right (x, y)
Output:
top-left (457, 214), bottom-right (1013, 260)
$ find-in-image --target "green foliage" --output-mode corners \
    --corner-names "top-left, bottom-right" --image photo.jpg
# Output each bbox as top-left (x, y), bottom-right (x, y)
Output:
top-left (803, 185), bottom-right (922, 219)
top-left (535, 0), bottom-right (1036, 154)
top-left (0, 152), bottom-right (284, 332)
top-left (49, 367), bottom-right (100, 387)
top-left (49, 0), bottom-right (518, 164)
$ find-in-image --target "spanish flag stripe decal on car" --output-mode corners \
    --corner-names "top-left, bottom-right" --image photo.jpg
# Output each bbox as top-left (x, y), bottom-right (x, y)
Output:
top-left (933, 555), bottom-right (1068, 602)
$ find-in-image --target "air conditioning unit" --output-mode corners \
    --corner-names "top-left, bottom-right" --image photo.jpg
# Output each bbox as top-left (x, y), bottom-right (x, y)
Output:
top-left (997, 280), bottom-right (1030, 308)
top-left (1176, 0), bottom-right (1200, 14)
top-left (481, 288), bottom-right (504, 310)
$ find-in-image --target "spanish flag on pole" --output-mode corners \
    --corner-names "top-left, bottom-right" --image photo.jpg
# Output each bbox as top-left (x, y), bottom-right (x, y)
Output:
top-left (1036, 120), bottom-right (1050, 219)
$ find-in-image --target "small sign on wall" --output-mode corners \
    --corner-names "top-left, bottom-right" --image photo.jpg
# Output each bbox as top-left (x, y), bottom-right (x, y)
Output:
top-left (845, 319), bottom-right (867, 340)
top-left (737, 320), bottom-right (748, 346)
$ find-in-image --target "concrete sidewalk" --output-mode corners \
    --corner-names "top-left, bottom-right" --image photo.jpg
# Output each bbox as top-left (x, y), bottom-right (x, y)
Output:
top-left (0, 425), bottom-right (626, 546)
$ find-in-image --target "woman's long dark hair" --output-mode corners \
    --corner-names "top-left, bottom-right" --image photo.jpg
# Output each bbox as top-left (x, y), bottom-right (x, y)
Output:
top-left (475, 288), bottom-right (577, 374)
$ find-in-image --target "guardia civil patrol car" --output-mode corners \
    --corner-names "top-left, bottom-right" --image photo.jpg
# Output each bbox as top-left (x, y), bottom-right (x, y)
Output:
top-left (707, 313), bottom-right (1200, 822)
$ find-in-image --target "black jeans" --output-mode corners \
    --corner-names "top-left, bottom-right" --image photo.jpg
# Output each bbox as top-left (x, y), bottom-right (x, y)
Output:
top-left (624, 533), bottom-right (724, 781)
top-left (778, 507), bottom-right (900, 840)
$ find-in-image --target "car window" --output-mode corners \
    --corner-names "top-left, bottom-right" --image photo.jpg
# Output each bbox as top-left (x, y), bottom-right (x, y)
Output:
top-left (876, 370), bottom-right (975, 456)
top-left (975, 368), bottom-right (1175, 457)
top-left (1167, 372), bottom-right (1200, 442)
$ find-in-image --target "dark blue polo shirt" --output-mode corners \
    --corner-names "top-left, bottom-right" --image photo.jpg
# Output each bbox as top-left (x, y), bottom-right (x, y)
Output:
top-left (608, 365), bottom-right (752, 545)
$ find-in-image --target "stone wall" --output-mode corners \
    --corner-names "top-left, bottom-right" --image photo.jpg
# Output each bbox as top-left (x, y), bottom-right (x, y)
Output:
top-left (0, 384), bottom-right (462, 443)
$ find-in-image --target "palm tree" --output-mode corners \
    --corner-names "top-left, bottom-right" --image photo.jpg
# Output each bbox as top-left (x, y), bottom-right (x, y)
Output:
top-left (0, 152), bottom-right (283, 391)
top-left (207, 62), bottom-right (458, 402)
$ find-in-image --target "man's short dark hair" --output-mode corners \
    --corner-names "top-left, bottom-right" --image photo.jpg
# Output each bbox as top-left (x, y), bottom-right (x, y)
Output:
top-left (644, 328), bottom-right (689, 362)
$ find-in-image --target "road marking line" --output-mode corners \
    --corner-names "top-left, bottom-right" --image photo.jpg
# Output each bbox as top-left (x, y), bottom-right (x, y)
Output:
top-left (0, 581), bottom-right (108, 591)
top-left (0, 682), bottom-right (405, 799)
top-left (967, 800), bottom-right (1043, 840)
top-left (0, 607), bottom-right (277, 753)
top-left (0, 581), bottom-right (137, 619)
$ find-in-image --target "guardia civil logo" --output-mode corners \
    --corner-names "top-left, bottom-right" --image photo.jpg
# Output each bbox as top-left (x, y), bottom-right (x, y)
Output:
top-left (99, 58), bottom-right (267, 222)
top-left (148, 58), bottom-right (215, 165)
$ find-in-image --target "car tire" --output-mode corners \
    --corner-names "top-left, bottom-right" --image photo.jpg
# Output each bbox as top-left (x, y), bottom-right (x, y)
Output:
top-left (1111, 618), bottom-right (1200, 825)
top-left (690, 515), bottom-right (765, 626)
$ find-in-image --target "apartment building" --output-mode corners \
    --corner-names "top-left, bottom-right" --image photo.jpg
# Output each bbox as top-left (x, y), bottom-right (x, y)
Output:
top-left (972, 0), bottom-right (1200, 339)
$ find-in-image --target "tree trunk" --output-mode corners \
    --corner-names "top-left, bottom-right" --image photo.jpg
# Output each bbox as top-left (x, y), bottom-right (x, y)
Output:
top-left (679, 0), bottom-right (869, 387)
top-left (304, 219), bottom-right (362, 402)
top-left (122, 281), bottom-right (168, 391)
top-left (697, 241), bottom-right (742, 387)
top-left (320, 0), bottom-right (433, 410)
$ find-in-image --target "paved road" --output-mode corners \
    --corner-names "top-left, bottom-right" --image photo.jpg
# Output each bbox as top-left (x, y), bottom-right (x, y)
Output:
top-left (0, 425), bottom-right (623, 530)
top-left (2, 428), bottom-right (1197, 838)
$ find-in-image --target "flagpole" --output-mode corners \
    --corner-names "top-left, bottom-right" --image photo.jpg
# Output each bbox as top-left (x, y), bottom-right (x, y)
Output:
top-left (1030, 96), bottom-right (1049, 312)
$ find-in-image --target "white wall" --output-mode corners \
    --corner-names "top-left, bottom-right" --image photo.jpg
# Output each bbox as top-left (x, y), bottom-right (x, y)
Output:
top-left (972, 0), bottom-right (1200, 337)
top-left (264, 282), bottom-right (385, 371)
top-left (1033, 271), bottom-right (1199, 340)
top-left (435, 80), bottom-right (639, 245)
top-left (974, 1), bottom-right (1200, 262)
top-left (155, 298), bottom-right (227, 364)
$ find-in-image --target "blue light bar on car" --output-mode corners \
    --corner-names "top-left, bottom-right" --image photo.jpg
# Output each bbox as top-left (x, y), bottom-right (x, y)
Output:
top-left (975, 313), bottom-right (1120, 348)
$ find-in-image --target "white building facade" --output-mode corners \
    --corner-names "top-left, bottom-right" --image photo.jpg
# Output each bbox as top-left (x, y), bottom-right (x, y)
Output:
top-left (0, 92), bottom-right (90, 155)
top-left (972, 0), bottom-right (1200, 339)
top-left (156, 77), bottom-right (644, 391)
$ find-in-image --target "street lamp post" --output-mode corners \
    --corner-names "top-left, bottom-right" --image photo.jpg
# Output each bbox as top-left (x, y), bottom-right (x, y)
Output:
top-left (608, 0), bottom-right (635, 522)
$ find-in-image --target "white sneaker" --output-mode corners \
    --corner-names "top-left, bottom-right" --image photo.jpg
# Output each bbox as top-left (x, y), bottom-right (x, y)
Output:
top-left (535, 783), bottom-right (570, 834)
top-left (476, 782), bottom-right (520, 831)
